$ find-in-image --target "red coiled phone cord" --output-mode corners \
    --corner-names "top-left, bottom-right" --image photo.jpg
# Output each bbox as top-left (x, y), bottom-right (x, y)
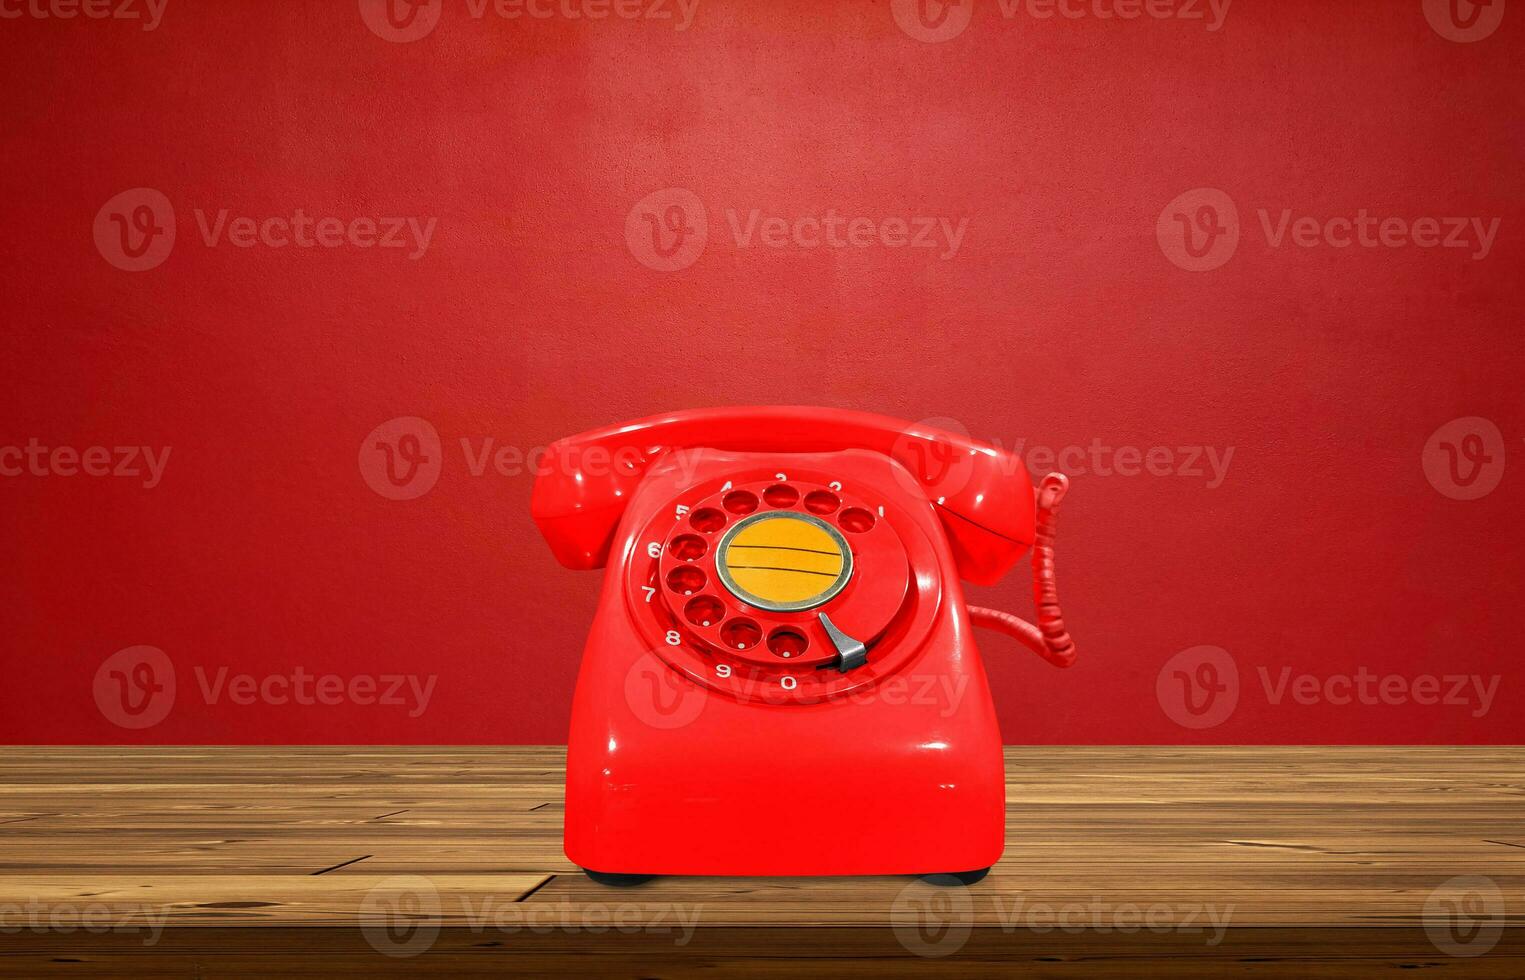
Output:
top-left (966, 472), bottom-right (1077, 668)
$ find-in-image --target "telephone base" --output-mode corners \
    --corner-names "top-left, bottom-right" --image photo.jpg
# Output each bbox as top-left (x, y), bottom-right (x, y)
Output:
top-left (562, 446), bottom-right (1009, 882)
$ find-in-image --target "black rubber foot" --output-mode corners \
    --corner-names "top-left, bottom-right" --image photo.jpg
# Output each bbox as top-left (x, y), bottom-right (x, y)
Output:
top-left (921, 868), bottom-right (990, 886)
top-left (582, 868), bottom-right (656, 887)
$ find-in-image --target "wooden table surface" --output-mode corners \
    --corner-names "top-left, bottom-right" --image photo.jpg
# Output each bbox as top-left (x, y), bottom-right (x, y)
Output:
top-left (0, 746), bottom-right (1519, 976)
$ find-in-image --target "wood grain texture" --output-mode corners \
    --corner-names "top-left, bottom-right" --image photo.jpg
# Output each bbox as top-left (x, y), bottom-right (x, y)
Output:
top-left (0, 746), bottom-right (1520, 976)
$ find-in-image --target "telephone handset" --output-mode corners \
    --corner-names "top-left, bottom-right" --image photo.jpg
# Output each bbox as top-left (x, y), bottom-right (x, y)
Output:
top-left (533, 406), bottom-right (1075, 668)
top-left (534, 407), bottom-right (1079, 883)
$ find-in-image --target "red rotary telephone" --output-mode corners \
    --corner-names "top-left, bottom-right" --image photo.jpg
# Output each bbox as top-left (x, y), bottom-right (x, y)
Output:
top-left (533, 407), bottom-right (1076, 885)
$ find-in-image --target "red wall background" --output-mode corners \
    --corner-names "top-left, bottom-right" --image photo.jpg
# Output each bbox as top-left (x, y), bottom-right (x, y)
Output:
top-left (3, 0), bottom-right (1521, 744)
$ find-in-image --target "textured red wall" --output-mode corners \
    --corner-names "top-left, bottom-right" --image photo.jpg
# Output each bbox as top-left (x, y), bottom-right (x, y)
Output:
top-left (2, 0), bottom-right (1520, 744)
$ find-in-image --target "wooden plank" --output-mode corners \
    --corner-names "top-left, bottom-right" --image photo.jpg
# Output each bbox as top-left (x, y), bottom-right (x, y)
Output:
top-left (1, 926), bottom-right (1519, 978)
top-left (0, 875), bottom-right (551, 927)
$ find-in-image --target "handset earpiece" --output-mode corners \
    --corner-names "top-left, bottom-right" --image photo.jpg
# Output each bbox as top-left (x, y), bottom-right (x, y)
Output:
top-left (531, 439), bottom-right (654, 569)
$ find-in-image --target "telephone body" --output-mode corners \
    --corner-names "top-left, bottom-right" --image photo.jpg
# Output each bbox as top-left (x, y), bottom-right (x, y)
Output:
top-left (532, 407), bottom-right (1076, 882)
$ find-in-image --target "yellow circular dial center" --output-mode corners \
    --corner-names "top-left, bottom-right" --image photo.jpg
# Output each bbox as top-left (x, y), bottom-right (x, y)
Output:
top-left (716, 512), bottom-right (853, 612)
